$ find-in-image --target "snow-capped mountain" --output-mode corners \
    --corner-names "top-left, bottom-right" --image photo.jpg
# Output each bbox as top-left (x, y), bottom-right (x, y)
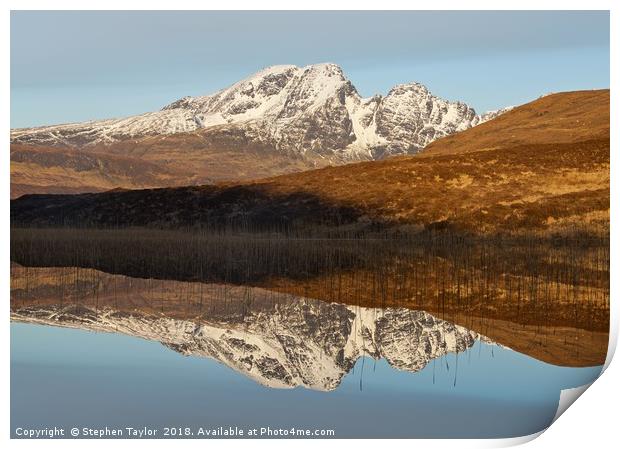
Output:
top-left (11, 63), bottom-right (510, 161)
top-left (12, 296), bottom-right (491, 391)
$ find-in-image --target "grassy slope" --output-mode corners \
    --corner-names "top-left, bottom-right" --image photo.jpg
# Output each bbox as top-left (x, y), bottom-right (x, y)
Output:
top-left (10, 128), bottom-right (325, 199)
top-left (422, 89), bottom-right (609, 155)
top-left (10, 144), bottom-right (184, 198)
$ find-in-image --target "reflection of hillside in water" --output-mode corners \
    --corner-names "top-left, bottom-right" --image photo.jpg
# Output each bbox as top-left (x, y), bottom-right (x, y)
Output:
top-left (11, 261), bottom-right (608, 371)
top-left (11, 266), bottom-right (490, 391)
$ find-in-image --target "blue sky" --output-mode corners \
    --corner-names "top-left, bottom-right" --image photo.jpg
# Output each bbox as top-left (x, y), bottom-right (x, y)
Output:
top-left (10, 11), bottom-right (610, 128)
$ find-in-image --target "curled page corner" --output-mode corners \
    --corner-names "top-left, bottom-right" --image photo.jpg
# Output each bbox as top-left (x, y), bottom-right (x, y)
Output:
top-left (552, 382), bottom-right (594, 424)
top-left (494, 430), bottom-right (546, 447)
top-left (546, 327), bottom-right (618, 430)
top-left (486, 378), bottom-right (602, 448)
top-left (604, 324), bottom-right (617, 371)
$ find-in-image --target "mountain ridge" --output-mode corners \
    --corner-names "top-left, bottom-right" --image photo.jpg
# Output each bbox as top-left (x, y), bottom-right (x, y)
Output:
top-left (10, 63), bottom-right (513, 198)
top-left (11, 288), bottom-right (489, 391)
top-left (11, 63), bottom-right (509, 160)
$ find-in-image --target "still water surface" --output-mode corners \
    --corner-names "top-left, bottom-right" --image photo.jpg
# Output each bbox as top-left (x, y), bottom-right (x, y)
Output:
top-left (11, 322), bottom-right (602, 438)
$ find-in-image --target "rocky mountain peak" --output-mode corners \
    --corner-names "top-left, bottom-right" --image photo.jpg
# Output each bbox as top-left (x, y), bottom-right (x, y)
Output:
top-left (11, 63), bottom-right (511, 161)
top-left (389, 82), bottom-right (430, 96)
top-left (12, 295), bottom-right (495, 391)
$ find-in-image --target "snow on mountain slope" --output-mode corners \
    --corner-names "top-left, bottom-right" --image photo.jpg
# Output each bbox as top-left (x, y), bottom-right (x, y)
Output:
top-left (11, 63), bottom-right (510, 160)
top-left (11, 293), bottom-right (495, 391)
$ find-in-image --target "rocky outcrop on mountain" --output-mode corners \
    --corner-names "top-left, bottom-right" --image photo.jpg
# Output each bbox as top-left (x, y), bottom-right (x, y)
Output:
top-left (11, 290), bottom-right (490, 391)
top-left (11, 63), bottom-right (509, 161)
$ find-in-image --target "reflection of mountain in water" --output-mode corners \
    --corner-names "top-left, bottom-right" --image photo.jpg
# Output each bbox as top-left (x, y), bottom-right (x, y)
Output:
top-left (12, 275), bottom-right (492, 390)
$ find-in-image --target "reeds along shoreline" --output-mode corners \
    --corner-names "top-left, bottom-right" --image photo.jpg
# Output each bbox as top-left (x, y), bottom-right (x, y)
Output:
top-left (10, 255), bottom-right (609, 368)
top-left (10, 225), bottom-right (609, 335)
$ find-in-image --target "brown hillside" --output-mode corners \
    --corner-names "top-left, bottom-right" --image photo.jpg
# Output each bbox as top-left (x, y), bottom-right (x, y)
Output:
top-left (96, 126), bottom-right (328, 185)
top-left (10, 144), bottom-right (185, 198)
top-left (10, 128), bottom-right (326, 199)
top-left (422, 89), bottom-right (609, 156)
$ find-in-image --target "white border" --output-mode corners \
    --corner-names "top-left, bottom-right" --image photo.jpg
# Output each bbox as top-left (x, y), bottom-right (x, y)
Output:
top-left (2, 2), bottom-right (617, 448)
